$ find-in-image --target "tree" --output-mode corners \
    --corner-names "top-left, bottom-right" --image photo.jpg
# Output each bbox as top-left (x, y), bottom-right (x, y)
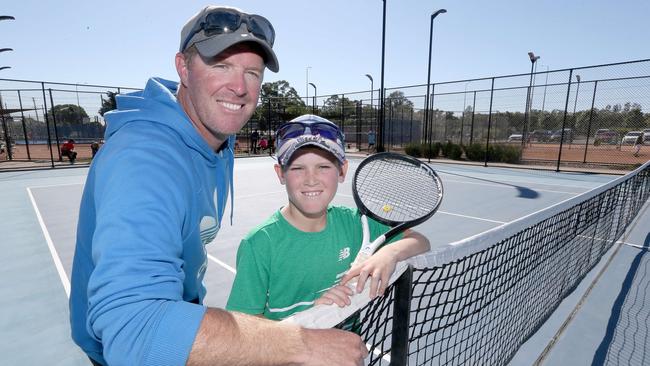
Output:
top-left (385, 91), bottom-right (414, 110)
top-left (99, 91), bottom-right (118, 116)
top-left (48, 104), bottom-right (88, 124)
top-left (624, 106), bottom-right (645, 129)
top-left (253, 80), bottom-right (305, 131)
top-left (45, 104), bottom-right (90, 139)
top-left (321, 94), bottom-right (356, 119)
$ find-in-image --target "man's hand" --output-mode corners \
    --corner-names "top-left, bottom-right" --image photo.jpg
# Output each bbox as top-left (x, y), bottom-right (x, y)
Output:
top-left (300, 327), bottom-right (368, 366)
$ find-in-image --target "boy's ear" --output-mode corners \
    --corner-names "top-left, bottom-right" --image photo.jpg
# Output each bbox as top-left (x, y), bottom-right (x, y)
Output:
top-left (339, 160), bottom-right (349, 183)
top-left (274, 163), bottom-right (286, 184)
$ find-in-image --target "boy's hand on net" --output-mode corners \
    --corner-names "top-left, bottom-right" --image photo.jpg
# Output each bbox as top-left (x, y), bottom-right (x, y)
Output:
top-left (314, 284), bottom-right (354, 307)
top-left (341, 248), bottom-right (398, 299)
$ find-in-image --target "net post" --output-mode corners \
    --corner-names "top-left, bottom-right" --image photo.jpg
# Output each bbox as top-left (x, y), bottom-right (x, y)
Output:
top-left (389, 265), bottom-right (413, 366)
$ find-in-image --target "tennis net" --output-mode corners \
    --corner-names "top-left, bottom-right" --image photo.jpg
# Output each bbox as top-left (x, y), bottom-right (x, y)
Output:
top-left (283, 160), bottom-right (650, 365)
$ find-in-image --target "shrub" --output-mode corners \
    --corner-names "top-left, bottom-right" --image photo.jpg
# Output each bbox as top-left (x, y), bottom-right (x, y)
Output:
top-left (421, 142), bottom-right (441, 159)
top-left (490, 144), bottom-right (522, 163)
top-left (405, 143), bottom-right (421, 158)
top-left (464, 143), bottom-right (521, 163)
top-left (464, 143), bottom-right (485, 161)
top-left (498, 144), bottom-right (522, 163)
top-left (448, 143), bottom-right (463, 160)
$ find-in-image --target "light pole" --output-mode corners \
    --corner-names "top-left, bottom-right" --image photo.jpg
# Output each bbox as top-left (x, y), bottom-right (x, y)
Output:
top-left (1, 16), bottom-right (15, 72)
top-left (423, 9), bottom-right (447, 158)
top-left (460, 81), bottom-right (471, 145)
top-left (541, 65), bottom-right (550, 113)
top-left (378, 0), bottom-right (387, 152)
top-left (365, 74), bottom-right (374, 132)
top-left (523, 51), bottom-right (540, 145)
top-left (308, 82), bottom-right (317, 115)
top-left (305, 66), bottom-right (312, 107)
top-left (573, 74), bottom-right (581, 115)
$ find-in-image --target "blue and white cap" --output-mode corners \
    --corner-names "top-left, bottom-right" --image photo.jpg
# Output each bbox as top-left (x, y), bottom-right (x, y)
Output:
top-left (275, 114), bottom-right (346, 166)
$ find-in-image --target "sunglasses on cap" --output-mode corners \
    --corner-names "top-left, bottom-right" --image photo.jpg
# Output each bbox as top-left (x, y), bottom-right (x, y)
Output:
top-left (276, 121), bottom-right (344, 149)
top-left (181, 9), bottom-right (275, 52)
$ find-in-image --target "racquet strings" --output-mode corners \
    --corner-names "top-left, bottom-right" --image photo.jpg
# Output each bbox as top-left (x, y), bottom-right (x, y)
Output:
top-left (354, 157), bottom-right (441, 223)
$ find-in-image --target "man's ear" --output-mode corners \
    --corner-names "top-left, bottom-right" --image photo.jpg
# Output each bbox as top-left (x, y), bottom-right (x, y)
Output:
top-left (339, 160), bottom-right (349, 183)
top-left (175, 52), bottom-right (189, 87)
top-left (274, 163), bottom-right (286, 185)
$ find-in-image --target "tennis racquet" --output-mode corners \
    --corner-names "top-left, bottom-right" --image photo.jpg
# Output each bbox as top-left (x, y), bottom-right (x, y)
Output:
top-left (351, 152), bottom-right (443, 265)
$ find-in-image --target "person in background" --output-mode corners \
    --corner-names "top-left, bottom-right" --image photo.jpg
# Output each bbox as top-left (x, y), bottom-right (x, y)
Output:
top-left (90, 140), bottom-right (100, 158)
top-left (61, 138), bottom-right (77, 164)
top-left (259, 135), bottom-right (269, 152)
top-left (69, 6), bottom-right (366, 366)
top-left (250, 129), bottom-right (260, 154)
top-left (633, 133), bottom-right (643, 157)
top-left (367, 129), bottom-right (376, 153)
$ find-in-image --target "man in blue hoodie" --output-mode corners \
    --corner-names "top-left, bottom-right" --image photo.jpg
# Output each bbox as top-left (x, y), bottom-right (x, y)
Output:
top-left (69, 5), bottom-right (367, 366)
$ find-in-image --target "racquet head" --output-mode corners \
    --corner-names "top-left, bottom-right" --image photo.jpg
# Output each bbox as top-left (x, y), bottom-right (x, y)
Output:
top-left (352, 152), bottom-right (443, 230)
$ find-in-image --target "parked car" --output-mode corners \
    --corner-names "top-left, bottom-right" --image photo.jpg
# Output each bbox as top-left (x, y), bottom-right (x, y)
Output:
top-left (594, 129), bottom-right (618, 144)
top-left (643, 128), bottom-right (650, 143)
top-left (621, 131), bottom-right (643, 145)
top-left (507, 134), bottom-right (523, 142)
top-left (530, 129), bottom-right (552, 142)
top-left (549, 129), bottom-right (574, 143)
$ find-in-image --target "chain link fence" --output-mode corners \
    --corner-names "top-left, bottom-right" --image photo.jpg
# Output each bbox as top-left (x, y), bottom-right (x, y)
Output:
top-left (1, 59), bottom-right (649, 172)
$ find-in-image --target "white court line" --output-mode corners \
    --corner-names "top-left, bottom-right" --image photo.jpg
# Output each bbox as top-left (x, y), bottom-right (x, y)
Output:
top-left (27, 182), bottom-right (84, 190)
top-left (438, 210), bottom-right (506, 224)
top-left (337, 193), bottom-right (506, 224)
top-left (207, 253), bottom-right (236, 274)
top-left (433, 169), bottom-right (608, 190)
top-left (440, 178), bottom-right (580, 195)
top-left (27, 187), bottom-right (71, 298)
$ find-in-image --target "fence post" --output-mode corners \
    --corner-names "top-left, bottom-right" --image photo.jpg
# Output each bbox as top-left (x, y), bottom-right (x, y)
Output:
top-left (17, 90), bottom-right (31, 160)
top-left (48, 89), bottom-right (63, 161)
top-left (582, 81), bottom-right (599, 163)
top-left (484, 78), bottom-right (496, 167)
top-left (470, 91), bottom-right (477, 145)
top-left (389, 265), bottom-right (412, 366)
top-left (41, 83), bottom-right (55, 167)
top-left (427, 84), bottom-right (436, 163)
top-left (341, 93), bottom-right (345, 134)
top-left (556, 69), bottom-right (575, 172)
top-left (356, 101), bottom-right (361, 151)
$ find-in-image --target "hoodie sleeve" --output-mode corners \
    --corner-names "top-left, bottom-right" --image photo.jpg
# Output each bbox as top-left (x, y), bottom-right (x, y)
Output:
top-left (86, 125), bottom-right (205, 366)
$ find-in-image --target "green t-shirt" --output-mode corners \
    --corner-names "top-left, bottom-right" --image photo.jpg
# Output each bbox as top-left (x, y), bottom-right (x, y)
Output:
top-left (226, 206), bottom-right (397, 321)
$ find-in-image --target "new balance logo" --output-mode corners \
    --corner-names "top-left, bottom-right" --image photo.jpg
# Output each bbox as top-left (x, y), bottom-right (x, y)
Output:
top-left (339, 247), bottom-right (350, 261)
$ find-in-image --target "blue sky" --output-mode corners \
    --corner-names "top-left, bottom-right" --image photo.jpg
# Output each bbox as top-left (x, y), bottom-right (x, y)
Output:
top-left (1, 0), bottom-right (649, 98)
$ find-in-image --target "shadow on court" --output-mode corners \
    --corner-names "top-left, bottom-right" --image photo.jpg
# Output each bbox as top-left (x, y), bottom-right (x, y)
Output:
top-left (591, 232), bottom-right (650, 366)
top-left (437, 169), bottom-right (540, 199)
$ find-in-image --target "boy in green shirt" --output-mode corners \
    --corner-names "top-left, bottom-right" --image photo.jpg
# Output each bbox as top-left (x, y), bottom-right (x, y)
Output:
top-left (227, 114), bottom-right (430, 321)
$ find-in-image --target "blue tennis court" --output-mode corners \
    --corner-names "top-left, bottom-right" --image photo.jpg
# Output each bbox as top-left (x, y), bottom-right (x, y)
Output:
top-left (1, 156), bottom-right (648, 365)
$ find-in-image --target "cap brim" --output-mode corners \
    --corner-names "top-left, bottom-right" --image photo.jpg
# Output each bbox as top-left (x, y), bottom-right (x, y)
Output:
top-left (277, 138), bottom-right (346, 166)
top-left (194, 33), bottom-right (279, 72)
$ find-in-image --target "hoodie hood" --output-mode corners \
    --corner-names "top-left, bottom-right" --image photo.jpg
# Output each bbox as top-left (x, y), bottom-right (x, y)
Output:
top-left (104, 77), bottom-right (219, 161)
top-left (103, 77), bottom-right (235, 224)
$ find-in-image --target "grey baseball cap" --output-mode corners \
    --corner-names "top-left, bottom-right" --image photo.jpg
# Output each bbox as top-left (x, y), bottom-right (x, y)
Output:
top-left (179, 6), bottom-right (279, 72)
